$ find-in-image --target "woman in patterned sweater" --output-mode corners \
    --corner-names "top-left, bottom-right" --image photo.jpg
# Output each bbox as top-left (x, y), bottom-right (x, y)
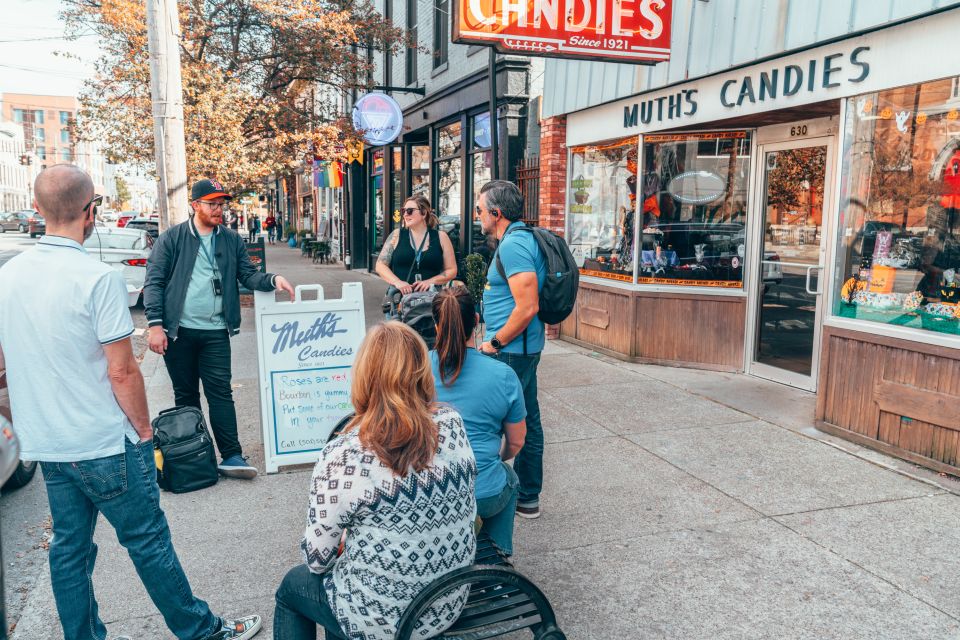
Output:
top-left (273, 321), bottom-right (478, 640)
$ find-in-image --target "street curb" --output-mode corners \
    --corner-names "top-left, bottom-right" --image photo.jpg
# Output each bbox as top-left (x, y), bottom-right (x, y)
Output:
top-left (10, 555), bottom-right (55, 640)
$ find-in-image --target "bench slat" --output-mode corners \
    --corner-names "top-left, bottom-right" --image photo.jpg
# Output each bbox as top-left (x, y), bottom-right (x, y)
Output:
top-left (447, 601), bottom-right (541, 632)
top-left (466, 584), bottom-right (521, 605)
top-left (456, 593), bottom-right (534, 624)
top-left (442, 613), bottom-right (543, 639)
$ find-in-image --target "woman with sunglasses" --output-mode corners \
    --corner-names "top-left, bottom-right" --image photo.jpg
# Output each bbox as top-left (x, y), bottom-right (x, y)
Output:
top-left (375, 195), bottom-right (457, 295)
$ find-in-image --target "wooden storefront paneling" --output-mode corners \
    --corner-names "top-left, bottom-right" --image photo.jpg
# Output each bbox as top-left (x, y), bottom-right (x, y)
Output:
top-left (816, 326), bottom-right (960, 475)
top-left (573, 284), bottom-right (635, 356)
top-left (634, 293), bottom-right (746, 371)
top-left (559, 280), bottom-right (747, 370)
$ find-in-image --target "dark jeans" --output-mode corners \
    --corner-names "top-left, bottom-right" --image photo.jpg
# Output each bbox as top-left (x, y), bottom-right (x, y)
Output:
top-left (494, 351), bottom-right (543, 507)
top-left (163, 327), bottom-right (242, 461)
top-left (40, 439), bottom-right (218, 640)
top-left (274, 565), bottom-right (346, 640)
top-left (476, 462), bottom-right (519, 555)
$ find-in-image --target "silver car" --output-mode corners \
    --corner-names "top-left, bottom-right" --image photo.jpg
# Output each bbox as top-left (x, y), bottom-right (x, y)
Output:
top-left (83, 227), bottom-right (154, 306)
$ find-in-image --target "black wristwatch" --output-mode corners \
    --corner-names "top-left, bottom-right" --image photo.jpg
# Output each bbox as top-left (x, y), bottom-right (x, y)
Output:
top-left (490, 336), bottom-right (503, 351)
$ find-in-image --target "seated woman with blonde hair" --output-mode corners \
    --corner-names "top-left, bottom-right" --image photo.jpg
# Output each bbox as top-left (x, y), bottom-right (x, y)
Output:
top-left (274, 322), bottom-right (477, 640)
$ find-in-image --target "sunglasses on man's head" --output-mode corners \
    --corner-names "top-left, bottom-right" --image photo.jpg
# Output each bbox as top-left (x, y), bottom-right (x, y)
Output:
top-left (402, 207), bottom-right (420, 215)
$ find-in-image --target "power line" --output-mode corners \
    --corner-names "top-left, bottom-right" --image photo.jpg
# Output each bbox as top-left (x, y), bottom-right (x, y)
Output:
top-left (0, 33), bottom-right (96, 43)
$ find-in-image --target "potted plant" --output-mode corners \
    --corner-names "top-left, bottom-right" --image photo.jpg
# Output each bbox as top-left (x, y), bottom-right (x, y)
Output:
top-left (464, 253), bottom-right (487, 321)
top-left (286, 224), bottom-right (297, 248)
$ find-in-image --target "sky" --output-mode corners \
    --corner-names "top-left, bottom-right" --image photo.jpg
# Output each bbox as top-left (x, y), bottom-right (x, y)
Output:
top-left (0, 0), bottom-right (100, 97)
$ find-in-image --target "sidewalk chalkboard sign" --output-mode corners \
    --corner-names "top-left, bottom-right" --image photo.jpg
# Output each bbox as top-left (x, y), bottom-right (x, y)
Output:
top-left (255, 283), bottom-right (365, 473)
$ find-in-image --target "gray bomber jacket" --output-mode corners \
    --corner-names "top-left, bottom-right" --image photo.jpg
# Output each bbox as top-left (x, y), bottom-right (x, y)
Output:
top-left (144, 217), bottom-right (276, 340)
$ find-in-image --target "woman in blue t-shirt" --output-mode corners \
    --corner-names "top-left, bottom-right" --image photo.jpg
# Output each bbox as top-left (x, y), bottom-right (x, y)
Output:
top-left (430, 288), bottom-right (527, 555)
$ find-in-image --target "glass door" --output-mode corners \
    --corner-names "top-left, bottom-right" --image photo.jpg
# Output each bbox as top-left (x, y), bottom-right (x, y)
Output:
top-left (748, 138), bottom-right (833, 390)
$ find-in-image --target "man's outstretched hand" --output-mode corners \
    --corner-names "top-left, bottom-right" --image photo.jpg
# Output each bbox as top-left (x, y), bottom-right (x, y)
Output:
top-left (274, 275), bottom-right (296, 300)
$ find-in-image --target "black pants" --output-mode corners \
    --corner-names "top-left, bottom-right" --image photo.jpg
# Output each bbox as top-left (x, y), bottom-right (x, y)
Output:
top-left (163, 327), bottom-right (242, 461)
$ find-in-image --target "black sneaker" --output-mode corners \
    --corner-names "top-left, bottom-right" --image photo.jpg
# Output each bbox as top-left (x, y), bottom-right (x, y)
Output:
top-left (516, 504), bottom-right (541, 519)
top-left (204, 615), bottom-right (262, 640)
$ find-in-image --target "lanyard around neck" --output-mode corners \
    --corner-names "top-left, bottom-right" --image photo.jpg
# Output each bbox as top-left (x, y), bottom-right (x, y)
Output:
top-left (197, 232), bottom-right (218, 272)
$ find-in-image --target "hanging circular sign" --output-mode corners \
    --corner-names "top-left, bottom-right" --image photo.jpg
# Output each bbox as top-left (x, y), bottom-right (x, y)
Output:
top-left (666, 171), bottom-right (727, 205)
top-left (352, 93), bottom-right (404, 146)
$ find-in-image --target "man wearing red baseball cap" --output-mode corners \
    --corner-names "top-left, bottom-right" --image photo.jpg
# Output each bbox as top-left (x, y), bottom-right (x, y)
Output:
top-left (144, 179), bottom-right (295, 480)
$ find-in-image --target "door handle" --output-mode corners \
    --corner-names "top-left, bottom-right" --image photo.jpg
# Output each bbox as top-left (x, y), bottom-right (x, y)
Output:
top-left (805, 265), bottom-right (821, 295)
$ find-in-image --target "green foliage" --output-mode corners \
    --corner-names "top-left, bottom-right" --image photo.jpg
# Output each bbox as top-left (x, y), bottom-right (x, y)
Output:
top-left (464, 253), bottom-right (487, 307)
top-left (114, 175), bottom-right (131, 208)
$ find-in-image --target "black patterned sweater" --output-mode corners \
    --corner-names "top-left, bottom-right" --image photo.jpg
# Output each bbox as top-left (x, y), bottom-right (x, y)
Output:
top-left (301, 406), bottom-right (478, 639)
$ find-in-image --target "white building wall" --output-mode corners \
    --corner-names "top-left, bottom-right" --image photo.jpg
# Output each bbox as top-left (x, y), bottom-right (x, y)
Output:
top-left (0, 120), bottom-right (31, 211)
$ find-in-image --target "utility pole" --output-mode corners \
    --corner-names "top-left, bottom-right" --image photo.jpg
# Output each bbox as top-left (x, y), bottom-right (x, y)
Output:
top-left (145, 0), bottom-right (189, 229)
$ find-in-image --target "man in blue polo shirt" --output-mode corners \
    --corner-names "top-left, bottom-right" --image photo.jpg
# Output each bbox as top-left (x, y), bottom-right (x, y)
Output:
top-left (477, 180), bottom-right (548, 519)
top-left (0, 165), bottom-right (261, 640)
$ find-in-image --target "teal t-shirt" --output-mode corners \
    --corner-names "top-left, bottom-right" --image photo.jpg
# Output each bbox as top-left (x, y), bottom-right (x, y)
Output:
top-left (430, 349), bottom-right (525, 499)
top-left (179, 232), bottom-right (226, 330)
top-left (482, 222), bottom-right (547, 354)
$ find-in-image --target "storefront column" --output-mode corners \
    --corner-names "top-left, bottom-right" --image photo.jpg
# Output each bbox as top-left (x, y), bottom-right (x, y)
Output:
top-left (538, 115), bottom-right (567, 237)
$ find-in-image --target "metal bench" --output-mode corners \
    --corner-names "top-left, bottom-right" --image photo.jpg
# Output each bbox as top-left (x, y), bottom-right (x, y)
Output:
top-left (395, 531), bottom-right (567, 639)
top-left (326, 415), bottom-right (567, 640)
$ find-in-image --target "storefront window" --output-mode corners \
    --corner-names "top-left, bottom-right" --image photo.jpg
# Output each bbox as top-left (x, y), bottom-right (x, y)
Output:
top-left (469, 131), bottom-right (493, 261)
top-left (437, 121), bottom-right (462, 157)
top-left (638, 132), bottom-right (751, 287)
top-left (411, 145), bottom-right (430, 199)
top-left (435, 157), bottom-right (462, 221)
top-left (833, 78), bottom-right (960, 337)
top-left (567, 137), bottom-right (638, 282)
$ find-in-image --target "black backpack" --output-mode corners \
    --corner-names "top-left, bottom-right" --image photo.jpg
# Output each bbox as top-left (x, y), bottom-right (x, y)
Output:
top-left (152, 406), bottom-right (219, 494)
top-left (495, 226), bottom-right (579, 325)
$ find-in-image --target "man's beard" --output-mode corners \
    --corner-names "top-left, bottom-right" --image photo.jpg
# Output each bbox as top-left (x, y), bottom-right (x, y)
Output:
top-left (82, 218), bottom-right (95, 241)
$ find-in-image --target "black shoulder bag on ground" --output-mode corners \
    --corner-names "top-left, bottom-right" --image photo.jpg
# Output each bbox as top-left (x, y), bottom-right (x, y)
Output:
top-left (152, 406), bottom-right (219, 493)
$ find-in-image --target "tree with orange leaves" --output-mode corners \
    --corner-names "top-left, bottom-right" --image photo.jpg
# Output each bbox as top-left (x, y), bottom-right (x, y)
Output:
top-left (63, 0), bottom-right (404, 189)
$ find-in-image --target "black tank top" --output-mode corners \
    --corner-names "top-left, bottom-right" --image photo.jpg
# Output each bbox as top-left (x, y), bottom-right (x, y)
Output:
top-left (391, 228), bottom-right (444, 283)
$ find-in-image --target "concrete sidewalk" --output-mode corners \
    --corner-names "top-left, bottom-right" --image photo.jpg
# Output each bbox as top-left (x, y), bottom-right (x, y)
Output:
top-left (11, 241), bottom-right (960, 639)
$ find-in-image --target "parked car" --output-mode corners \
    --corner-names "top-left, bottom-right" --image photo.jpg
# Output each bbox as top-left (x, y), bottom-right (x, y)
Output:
top-left (124, 217), bottom-right (159, 240)
top-left (0, 250), bottom-right (36, 490)
top-left (0, 211), bottom-right (32, 233)
top-left (116, 211), bottom-right (138, 228)
top-left (84, 227), bottom-right (153, 306)
top-left (27, 211), bottom-right (45, 238)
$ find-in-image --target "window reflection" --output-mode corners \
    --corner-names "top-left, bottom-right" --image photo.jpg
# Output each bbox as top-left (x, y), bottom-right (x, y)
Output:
top-left (834, 78), bottom-right (960, 336)
top-left (567, 137), bottom-right (638, 281)
top-left (638, 131), bottom-right (751, 287)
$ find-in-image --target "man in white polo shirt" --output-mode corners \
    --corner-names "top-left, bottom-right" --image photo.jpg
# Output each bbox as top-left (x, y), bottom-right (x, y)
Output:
top-left (0, 165), bottom-right (261, 640)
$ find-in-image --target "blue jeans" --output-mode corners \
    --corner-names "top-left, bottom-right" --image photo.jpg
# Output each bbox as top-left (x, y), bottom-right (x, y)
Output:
top-left (493, 351), bottom-right (543, 507)
top-left (476, 462), bottom-right (519, 555)
top-left (40, 439), bottom-right (218, 640)
top-left (274, 565), bottom-right (346, 640)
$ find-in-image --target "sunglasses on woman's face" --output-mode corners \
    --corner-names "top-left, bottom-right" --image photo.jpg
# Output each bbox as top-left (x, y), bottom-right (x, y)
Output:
top-left (402, 207), bottom-right (421, 216)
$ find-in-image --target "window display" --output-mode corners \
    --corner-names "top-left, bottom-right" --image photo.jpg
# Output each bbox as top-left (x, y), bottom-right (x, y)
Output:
top-left (637, 132), bottom-right (751, 287)
top-left (833, 78), bottom-right (960, 336)
top-left (566, 137), bottom-right (638, 282)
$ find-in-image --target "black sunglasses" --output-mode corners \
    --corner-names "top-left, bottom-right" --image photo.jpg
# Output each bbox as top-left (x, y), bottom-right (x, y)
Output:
top-left (402, 207), bottom-right (421, 215)
top-left (84, 194), bottom-right (103, 216)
